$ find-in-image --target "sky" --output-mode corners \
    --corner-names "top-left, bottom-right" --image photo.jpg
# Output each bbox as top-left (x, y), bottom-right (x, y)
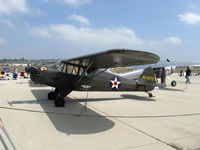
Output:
top-left (0, 0), bottom-right (200, 62)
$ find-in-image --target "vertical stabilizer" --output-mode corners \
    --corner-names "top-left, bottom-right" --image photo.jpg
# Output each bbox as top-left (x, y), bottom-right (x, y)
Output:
top-left (136, 67), bottom-right (156, 91)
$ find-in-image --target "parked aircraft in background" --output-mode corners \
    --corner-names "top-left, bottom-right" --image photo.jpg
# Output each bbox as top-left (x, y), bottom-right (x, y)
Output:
top-left (122, 60), bottom-right (200, 87)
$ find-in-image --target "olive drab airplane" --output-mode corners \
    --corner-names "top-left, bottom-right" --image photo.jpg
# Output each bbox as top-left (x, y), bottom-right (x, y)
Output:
top-left (29, 49), bottom-right (160, 107)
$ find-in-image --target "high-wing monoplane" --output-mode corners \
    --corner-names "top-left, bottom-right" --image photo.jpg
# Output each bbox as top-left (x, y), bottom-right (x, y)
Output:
top-left (29, 49), bottom-right (160, 107)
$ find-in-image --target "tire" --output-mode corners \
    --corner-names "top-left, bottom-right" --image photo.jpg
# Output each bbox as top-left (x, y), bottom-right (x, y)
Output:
top-left (48, 92), bottom-right (57, 100)
top-left (148, 93), bottom-right (153, 97)
top-left (54, 98), bottom-right (65, 107)
top-left (171, 81), bottom-right (177, 87)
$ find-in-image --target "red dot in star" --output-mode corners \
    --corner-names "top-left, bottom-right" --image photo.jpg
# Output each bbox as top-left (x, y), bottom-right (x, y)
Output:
top-left (114, 81), bottom-right (118, 85)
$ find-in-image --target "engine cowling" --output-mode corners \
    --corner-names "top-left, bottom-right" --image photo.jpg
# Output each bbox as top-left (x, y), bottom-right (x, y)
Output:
top-left (165, 66), bottom-right (176, 75)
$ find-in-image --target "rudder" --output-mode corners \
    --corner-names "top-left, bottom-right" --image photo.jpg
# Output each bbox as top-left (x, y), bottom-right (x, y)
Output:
top-left (136, 67), bottom-right (156, 91)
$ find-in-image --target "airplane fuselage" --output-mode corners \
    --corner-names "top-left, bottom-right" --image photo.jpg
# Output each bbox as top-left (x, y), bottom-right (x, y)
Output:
top-left (30, 69), bottom-right (154, 92)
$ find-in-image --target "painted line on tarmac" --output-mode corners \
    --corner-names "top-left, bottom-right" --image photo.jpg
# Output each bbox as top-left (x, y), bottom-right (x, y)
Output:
top-left (0, 106), bottom-right (198, 149)
top-left (8, 100), bottom-right (52, 106)
top-left (0, 118), bottom-right (18, 150)
top-left (0, 118), bottom-right (9, 150)
top-left (87, 104), bottom-right (178, 150)
top-left (1, 106), bottom-right (200, 119)
top-left (0, 135), bottom-right (9, 150)
top-left (3, 128), bottom-right (17, 150)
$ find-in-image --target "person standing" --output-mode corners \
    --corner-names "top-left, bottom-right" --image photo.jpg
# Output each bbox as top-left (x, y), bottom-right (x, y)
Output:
top-left (179, 70), bottom-right (183, 76)
top-left (161, 68), bottom-right (166, 85)
top-left (185, 66), bottom-right (191, 84)
top-left (13, 67), bottom-right (18, 79)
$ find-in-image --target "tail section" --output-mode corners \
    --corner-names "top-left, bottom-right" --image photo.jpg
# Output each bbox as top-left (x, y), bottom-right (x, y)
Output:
top-left (136, 67), bottom-right (156, 91)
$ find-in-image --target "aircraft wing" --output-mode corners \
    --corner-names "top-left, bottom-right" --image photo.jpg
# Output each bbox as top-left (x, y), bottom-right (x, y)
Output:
top-left (61, 49), bottom-right (160, 69)
top-left (133, 60), bottom-right (199, 69)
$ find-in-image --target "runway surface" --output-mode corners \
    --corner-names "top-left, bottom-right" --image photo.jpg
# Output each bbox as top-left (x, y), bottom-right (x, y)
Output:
top-left (0, 74), bottom-right (200, 150)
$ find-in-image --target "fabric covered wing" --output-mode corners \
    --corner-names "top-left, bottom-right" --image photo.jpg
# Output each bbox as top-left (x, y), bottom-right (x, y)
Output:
top-left (61, 49), bottom-right (160, 69)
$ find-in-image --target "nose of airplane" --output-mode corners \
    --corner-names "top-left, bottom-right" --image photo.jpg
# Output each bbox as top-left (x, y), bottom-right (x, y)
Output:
top-left (171, 66), bottom-right (176, 73)
top-left (164, 66), bottom-right (176, 75)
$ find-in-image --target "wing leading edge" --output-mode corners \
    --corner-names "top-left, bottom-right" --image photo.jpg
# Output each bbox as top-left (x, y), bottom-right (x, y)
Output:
top-left (61, 49), bottom-right (160, 69)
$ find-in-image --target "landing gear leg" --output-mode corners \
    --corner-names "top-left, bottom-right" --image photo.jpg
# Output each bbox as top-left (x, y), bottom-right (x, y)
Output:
top-left (54, 89), bottom-right (71, 107)
top-left (55, 97), bottom-right (65, 107)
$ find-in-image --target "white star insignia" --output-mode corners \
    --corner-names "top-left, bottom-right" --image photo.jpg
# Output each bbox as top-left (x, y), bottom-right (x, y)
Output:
top-left (110, 77), bottom-right (121, 89)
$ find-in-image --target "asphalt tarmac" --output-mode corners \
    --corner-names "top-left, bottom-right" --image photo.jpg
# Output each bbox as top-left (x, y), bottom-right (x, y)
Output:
top-left (0, 74), bottom-right (200, 150)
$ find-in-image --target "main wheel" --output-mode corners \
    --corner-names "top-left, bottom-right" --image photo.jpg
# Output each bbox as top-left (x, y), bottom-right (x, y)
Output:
top-left (54, 98), bottom-right (65, 107)
top-left (171, 81), bottom-right (177, 87)
top-left (48, 92), bottom-right (58, 100)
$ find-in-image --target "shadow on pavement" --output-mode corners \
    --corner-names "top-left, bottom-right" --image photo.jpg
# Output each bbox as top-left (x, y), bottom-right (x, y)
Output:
top-left (30, 89), bottom-right (115, 135)
top-left (121, 94), bottom-right (156, 101)
top-left (159, 87), bottom-right (185, 92)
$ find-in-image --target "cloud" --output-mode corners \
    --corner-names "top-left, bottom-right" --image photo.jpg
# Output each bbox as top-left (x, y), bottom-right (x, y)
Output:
top-left (188, 4), bottom-right (200, 9)
top-left (189, 4), bottom-right (197, 9)
top-left (0, 38), bottom-right (8, 45)
top-left (63, 0), bottom-right (91, 6)
top-left (31, 24), bottom-right (142, 48)
top-left (35, 9), bottom-right (47, 16)
top-left (0, 0), bottom-right (29, 16)
top-left (42, 0), bottom-right (49, 3)
top-left (31, 24), bottom-right (184, 51)
top-left (0, 18), bottom-right (15, 29)
top-left (165, 37), bottom-right (182, 45)
top-left (178, 12), bottom-right (200, 24)
top-left (68, 14), bottom-right (90, 26)
top-left (31, 27), bottom-right (51, 38)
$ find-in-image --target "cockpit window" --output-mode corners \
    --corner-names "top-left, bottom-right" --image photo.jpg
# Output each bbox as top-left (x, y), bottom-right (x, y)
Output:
top-left (61, 58), bottom-right (92, 76)
top-left (61, 63), bottom-right (87, 76)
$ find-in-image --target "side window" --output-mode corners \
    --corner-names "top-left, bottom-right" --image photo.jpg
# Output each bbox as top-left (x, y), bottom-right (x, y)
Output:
top-left (61, 61), bottom-right (89, 76)
top-left (79, 67), bottom-right (87, 76)
top-left (67, 65), bottom-right (80, 75)
top-left (71, 66), bottom-right (78, 75)
top-left (62, 64), bottom-right (67, 73)
top-left (58, 63), bottom-right (63, 72)
top-left (79, 67), bottom-right (83, 75)
top-left (67, 65), bottom-right (73, 74)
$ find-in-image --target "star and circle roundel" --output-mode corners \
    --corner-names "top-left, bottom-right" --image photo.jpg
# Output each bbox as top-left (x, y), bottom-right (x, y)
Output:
top-left (110, 77), bottom-right (121, 90)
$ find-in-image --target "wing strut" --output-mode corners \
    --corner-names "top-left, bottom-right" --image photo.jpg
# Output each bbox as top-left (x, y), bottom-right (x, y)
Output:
top-left (76, 61), bottom-right (93, 85)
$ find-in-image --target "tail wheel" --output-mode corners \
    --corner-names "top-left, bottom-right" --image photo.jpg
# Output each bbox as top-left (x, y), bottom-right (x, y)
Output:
top-left (171, 81), bottom-right (177, 87)
top-left (148, 93), bottom-right (153, 97)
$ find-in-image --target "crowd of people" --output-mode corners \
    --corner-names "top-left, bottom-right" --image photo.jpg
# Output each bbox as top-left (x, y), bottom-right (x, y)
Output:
top-left (0, 67), bottom-right (28, 80)
top-left (0, 69), bottom-right (10, 80)
top-left (154, 66), bottom-right (194, 85)
top-left (154, 68), bottom-right (167, 85)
